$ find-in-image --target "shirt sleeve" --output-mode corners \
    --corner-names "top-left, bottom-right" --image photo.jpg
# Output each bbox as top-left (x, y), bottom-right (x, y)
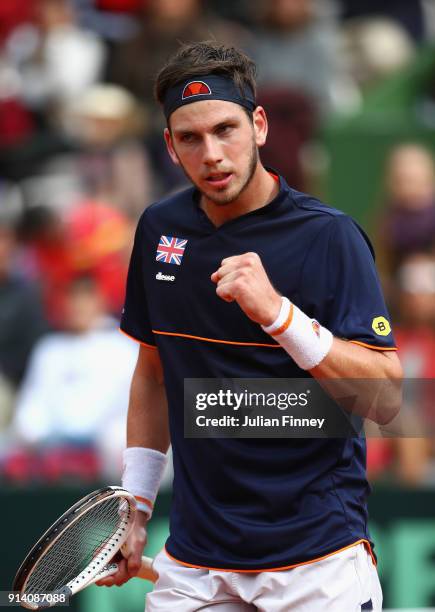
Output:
top-left (300, 214), bottom-right (396, 350)
top-left (120, 215), bottom-right (156, 348)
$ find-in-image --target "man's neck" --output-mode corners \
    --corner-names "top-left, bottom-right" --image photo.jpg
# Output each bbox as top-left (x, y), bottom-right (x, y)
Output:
top-left (200, 164), bottom-right (280, 228)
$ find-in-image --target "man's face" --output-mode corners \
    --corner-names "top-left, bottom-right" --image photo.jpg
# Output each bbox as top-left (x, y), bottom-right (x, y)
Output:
top-left (164, 100), bottom-right (266, 206)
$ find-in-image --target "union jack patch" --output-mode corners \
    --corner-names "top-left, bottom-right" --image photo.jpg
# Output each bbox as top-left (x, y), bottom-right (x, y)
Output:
top-left (156, 235), bottom-right (188, 265)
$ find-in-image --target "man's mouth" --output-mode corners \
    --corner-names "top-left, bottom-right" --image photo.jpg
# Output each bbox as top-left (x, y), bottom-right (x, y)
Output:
top-left (205, 172), bottom-right (233, 187)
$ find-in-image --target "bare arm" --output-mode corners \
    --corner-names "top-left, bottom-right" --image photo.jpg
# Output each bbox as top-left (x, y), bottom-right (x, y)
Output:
top-left (310, 338), bottom-right (402, 380)
top-left (212, 252), bottom-right (403, 425)
top-left (310, 338), bottom-right (403, 425)
top-left (97, 344), bottom-right (169, 587)
top-left (127, 344), bottom-right (170, 452)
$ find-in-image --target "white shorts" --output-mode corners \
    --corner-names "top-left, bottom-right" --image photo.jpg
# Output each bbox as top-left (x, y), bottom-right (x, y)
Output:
top-left (145, 542), bottom-right (383, 611)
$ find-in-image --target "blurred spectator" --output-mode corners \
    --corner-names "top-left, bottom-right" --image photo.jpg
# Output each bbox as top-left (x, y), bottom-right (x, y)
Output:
top-left (257, 88), bottom-right (316, 191)
top-left (340, 17), bottom-right (415, 90)
top-left (248, 0), bottom-right (355, 189)
top-left (390, 254), bottom-right (435, 485)
top-left (6, 276), bottom-right (137, 481)
top-left (18, 205), bottom-right (76, 327)
top-left (66, 84), bottom-right (155, 217)
top-left (2, 84), bottom-right (154, 223)
top-left (65, 84), bottom-right (143, 148)
top-left (8, 0), bottom-right (106, 115)
top-left (0, 214), bottom-right (47, 392)
top-left (394, 253), bottom-right (435, 376)
top-left (66, 200), bottom-right (132, 315)
top-left (367, 253), bottom-right (435, 486)
top-left (18, 201), bottom-right (131, 326)
top-left (108, 0), bottom-right (250, 192)
top-left (0, 0), bottom-right (107, 182)
top-left (339, 0), bottom-right (426, 43)
top-left (252, 0), bottom-right (360, 118)
top-left (109, 0), bottom-right (247, 110)
top-left (378, 144), bottom-right (435, 277)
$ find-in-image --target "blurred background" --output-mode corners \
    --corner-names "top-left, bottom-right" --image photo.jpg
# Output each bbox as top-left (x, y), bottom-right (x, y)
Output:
top-left (1, 0), bottom-right (435, 610)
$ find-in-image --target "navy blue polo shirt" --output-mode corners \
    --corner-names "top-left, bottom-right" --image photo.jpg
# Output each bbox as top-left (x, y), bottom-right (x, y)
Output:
top-left (121, 175), bottom-right (396, 571)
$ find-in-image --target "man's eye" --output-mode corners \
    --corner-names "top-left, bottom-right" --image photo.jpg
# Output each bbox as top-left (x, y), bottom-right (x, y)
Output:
top-left (217, 125), bottom-right (232, 135)
top-left (181, 134), bottom-right (196, 143)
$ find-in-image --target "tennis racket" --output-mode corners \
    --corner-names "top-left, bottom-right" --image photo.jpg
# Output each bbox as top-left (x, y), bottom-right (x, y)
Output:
top-left (13, 486), bottom-right (158, 610)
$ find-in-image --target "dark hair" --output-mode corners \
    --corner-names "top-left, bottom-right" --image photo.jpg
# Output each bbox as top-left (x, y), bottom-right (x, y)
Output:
top-left (154, 41), bottom-right (257, 109)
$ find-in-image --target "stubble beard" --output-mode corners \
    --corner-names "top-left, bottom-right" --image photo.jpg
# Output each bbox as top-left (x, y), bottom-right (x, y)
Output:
top-left (179, 137), bottom-right (259, 206)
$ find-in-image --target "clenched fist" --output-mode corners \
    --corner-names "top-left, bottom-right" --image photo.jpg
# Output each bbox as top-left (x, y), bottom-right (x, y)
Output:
top-left (211, 252), bottom-right (282, 327)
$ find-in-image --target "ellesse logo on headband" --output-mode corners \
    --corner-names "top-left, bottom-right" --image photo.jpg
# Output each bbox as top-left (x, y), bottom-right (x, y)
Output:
top-left (182, 81), bottom-right (212, 100)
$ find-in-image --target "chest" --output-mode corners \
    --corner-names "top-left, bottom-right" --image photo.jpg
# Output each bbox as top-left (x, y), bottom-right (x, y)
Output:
top-left (142, 220), bottom-right (316, 341)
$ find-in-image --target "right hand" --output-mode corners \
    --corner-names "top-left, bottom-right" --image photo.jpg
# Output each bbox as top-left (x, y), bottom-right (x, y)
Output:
top-left (96, 510), bottom-right (148, 587)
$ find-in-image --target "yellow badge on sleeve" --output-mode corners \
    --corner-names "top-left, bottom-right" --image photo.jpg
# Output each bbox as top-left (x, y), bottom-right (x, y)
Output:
top-left (372, 316), bottom-right (391, 336)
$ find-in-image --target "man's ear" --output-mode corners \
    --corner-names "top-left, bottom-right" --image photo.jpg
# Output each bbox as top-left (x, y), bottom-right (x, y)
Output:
top-left (252, 106), bottom-right (268, 148)
top-left (164, 128), bottom-right (180, 165)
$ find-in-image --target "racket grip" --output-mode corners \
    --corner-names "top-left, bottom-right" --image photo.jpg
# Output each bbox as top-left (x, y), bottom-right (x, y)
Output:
top-left (138, 556), bottom-right (158, 583)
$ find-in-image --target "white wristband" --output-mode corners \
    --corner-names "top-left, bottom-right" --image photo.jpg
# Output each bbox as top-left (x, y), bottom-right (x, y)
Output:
top-left (262, 297), bottom-right (333, 370)
top-left (122, 447), bottom-right (168, 518)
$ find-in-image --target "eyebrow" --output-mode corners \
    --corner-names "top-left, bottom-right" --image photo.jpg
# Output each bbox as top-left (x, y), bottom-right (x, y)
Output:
top-left (173, 117), bottom-right (240, 137)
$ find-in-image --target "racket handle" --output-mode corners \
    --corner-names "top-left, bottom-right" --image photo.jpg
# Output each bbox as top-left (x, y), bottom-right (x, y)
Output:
top-left (138, 556), bottom-right (158, 582)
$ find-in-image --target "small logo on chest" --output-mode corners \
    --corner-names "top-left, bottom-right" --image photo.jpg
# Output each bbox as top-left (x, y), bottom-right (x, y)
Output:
top-left (156, 271), bottom-right (176, 282)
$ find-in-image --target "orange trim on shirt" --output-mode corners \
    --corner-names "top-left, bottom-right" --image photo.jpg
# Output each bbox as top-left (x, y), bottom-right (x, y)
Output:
top-left (269, 172), bottom-right (279, 182)
top-left (270, 303), bottom-right (294, 337)
top-left (164, 539), bottom-right (376, 573)
top-left (152, 330), bottom-right (281, 348)
top-left (119, 328), bottom-right (158, 350)
top-left (349, 340), bottom-right (397, 352)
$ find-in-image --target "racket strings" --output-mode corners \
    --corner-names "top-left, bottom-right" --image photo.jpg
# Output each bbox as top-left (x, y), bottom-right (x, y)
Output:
top-left (23, 497), bottom-right (131, 594)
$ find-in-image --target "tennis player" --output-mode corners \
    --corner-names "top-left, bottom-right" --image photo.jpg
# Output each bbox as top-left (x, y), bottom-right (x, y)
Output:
top-left (99, 42), bottom-right (402, 611)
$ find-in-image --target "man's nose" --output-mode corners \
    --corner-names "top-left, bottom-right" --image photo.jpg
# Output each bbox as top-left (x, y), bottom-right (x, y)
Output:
top-left (202, 135), bottom-right (223, 165)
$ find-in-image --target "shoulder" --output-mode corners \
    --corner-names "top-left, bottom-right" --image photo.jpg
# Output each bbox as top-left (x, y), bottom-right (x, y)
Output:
top-left (290, 188), bottom-right (374, 258)
top-left (290, 188), bottom-right (345, 219)
top-left (139, 186), bottom-right (195, 226)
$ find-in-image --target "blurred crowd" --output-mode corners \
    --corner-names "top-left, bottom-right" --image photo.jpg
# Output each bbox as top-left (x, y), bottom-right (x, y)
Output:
top-left (0, 0), bottom-right (435, 487)
top-left (367, 143), bottom-right (435, 487)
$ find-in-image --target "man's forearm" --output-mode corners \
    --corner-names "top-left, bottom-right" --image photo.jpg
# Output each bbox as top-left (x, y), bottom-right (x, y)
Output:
top-left (310, 337), bottom-right (401, 380)
top-left (126, 348), bottom-right (170, 452)
top-left (122, 346), bottom-right (170, 517)
top-left (310, 338), bottom-right (403, 425)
